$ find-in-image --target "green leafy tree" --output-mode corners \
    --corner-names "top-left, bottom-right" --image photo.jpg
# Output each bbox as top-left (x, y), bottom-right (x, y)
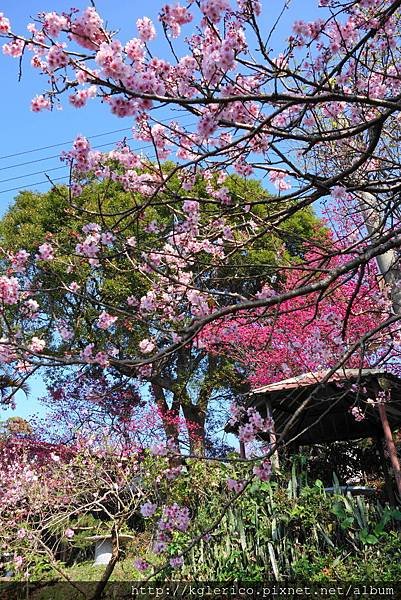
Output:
top-left (0, 173), bottom-right (322, 453)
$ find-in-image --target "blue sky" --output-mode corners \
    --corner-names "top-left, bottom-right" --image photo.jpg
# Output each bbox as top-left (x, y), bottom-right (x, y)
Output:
top-left (0, 0), bottom-right (322, 423)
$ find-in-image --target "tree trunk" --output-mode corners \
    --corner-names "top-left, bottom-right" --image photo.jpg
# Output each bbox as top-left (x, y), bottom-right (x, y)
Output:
top-left (181, 397), bottom-right (206, 455)
top-left (91, 525), bottom-right (119, 600)
top-left (151, 383), bottom-right (180, 449)
top-left (357, 191), bottom-right (401, 314)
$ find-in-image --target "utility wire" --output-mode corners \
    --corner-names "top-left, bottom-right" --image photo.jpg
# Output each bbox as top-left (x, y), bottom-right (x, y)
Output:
top-left (0, 176), bottom-right (70, 195)
top-left (0, 139), bottom-right (124, 183)
top-left (0, 144), bottom-right (159, 193)
top-left (0, 139), bottom-right (132, 172)
top-left (0, 135), bottom-right (167, 183)
top-left (0, 113), bottom-right (193, 166)
top-left (0, 166), bottom-right (69, 185)
top-left (0, 119), bottom-right (197, 194)
top-left (0, 134), bottom-right (184, 186)
top-left (0, 127), bottom-right (132, 161)
top-left (0, 116), bottom-right (194, 173)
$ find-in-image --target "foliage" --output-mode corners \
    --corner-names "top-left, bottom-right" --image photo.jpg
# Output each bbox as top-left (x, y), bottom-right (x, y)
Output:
top-left (0, 177), bottom-right (321, 452)
top-left (1, 0), bottom-right (401, 452)
top-left (4, 454), bottom-right (401, 586)
top-left (181, 467), bottom-right (401, 581)
top-left (201, 243), bottom-right (395, 387)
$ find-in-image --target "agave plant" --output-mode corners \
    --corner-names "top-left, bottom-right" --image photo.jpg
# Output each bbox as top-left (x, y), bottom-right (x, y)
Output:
top-left (182, 463), bottom-right (401, 581)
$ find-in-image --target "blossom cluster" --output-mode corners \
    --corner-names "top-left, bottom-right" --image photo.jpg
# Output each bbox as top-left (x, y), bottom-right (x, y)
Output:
top-left (238, 407), bottom-right (273, 444)
top-left (150, 503), bottom-right (191, 562)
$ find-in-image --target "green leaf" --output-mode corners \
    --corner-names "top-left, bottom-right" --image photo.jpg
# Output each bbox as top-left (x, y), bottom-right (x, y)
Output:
top-left (359, 529), bottom-right (379, 545)
top-left (340, 517), bottom-right (355, 530)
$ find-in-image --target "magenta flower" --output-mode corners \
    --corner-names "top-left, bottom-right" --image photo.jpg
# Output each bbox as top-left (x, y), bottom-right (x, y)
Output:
top-left (227, 478), bottom-right (245, 493)
top-left (140, 502), bottom-right (157, 518)
top-left (134, 558), bottom-right (150, 572)
top-left (97, 311), bottom-right (118, 330)
top-left (170, 556), bottom-right (184, 569)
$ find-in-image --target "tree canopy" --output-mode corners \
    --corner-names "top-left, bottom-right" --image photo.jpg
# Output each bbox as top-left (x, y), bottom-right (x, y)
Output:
top-left (0, 177), bottom-right (321, 451)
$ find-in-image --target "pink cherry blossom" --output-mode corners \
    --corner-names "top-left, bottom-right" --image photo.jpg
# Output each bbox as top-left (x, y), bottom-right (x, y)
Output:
top-left (3, 1), bottom-right (401, 513)
top-left (75, 234), bottom-right (100, 258)
top-left (94, 351), bottom-right (110, 367)
top-left (70, 7), bottom-right (106, 50)
top-left (83, 222), bottom-right (101, 234)
top-left (150, 442), bottom-right (168, 456)
top-left (350, 406), bottom-right (365, 422)
top-left (10, 249), bottom-right (30, 273)
top-left (29, 337), bottom-right (46, 353)
top-left (2, 38), bottom-right (24, 57)
top-left (30, 95), bottom-right (51, 112)
top-left (42, 11), bottom-right (68, 37)
top-left (127, 295), bottom-right (138, 307)
top-left (139, 338), bottom-right (155, 353)
top-left (125, 38), bottom-right (145, 62)
top-left (58, 322), bottom-right (74, 341)
top-left (160, 4), bottom-right (193, 38)
top-left (238, 422), bottom-right (255, 443)
top-left (81, 343), bottom-right (95, 363)
top-left (200, 0), bottom-right (230, 24)
top-left (269, 170), bottom-right (291, 191)
top-left (23, 299), bottom-right (39, 315)
top-left (0, 276), bottom-right (20, 305)
top-left (227, 478), bottom-right (245, 493)
top-left (100, 231), bottom-right (115, 246)
top-left (136, 17), bottom-right (156, 42)
top-left (97, 311), bottom-right (118, 330)
top-left (36, 242), bottom-right (54, 261)
top-left (0, 13), bottom-right (11, 33)
top-left (69, 85), bottom-right (97, 108)
top-left (46, 44), bottom-right (69, 70)
top-left (253, 460), bottom-right (272, 482)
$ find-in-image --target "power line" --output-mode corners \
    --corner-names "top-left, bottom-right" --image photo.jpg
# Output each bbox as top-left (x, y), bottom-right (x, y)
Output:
top-left (0, 165), bottom-right (67, 185)
top-left (0, 127), bottom-right (132, 161)
top-left (0, 146), bottom-right (163, 194)
top-left (0, 113), bottom-right (194, 165)
top-left (0, 139), bottom-right (131, 172)
top-left (0, 118), bottom-right (197, 195)
top-left (0, 117), bottom-right (195, 174)
top-left (0, 138), bottom-right (124, 183)
top-left (0, 135), bottom-right (181, 185)
top-left (0, 148), bottom-right (169, 194)
top-left (0, 176), bottom-right (70, 195)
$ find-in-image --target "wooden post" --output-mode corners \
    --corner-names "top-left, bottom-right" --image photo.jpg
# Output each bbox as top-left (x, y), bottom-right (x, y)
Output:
top-left (266, 398), bottom-right (280, 471)
top-left (375, 436), bottom-right (396, 506)
top-left (377, 401), bottom-right (401, 498)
